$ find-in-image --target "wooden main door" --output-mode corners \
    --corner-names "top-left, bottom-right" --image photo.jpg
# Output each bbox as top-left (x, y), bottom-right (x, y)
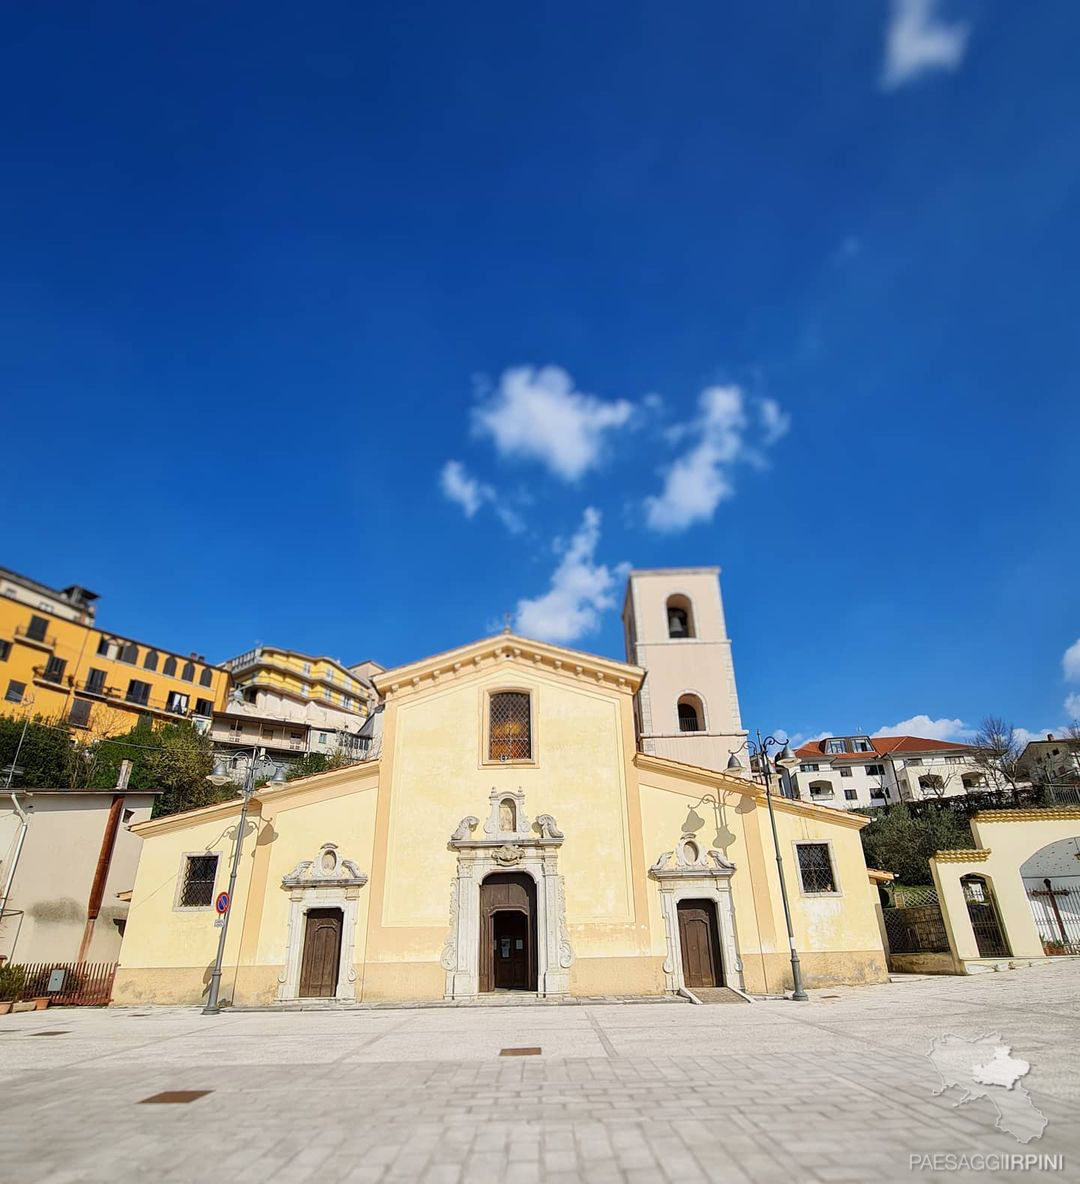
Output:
top-left (677, 899), bottom-right (723, 988)
top-left (479, 873), bottom-right (537, 992)
top-left (299, 908), bottom-right (343, 997)
top-left (492, 911), bottom-right (530, 989)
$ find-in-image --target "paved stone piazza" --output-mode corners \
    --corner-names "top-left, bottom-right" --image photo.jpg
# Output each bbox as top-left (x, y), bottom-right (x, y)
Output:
top-left (1, 963), bottom-right (1076, 1184)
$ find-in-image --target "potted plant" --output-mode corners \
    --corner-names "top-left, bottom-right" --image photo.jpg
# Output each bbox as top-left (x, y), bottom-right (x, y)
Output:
top-left (0, 965), bottom-right (26, 1014)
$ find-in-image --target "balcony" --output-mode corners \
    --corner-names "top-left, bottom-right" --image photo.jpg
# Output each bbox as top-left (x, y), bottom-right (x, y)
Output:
top-left (15, 624), bottom-right (56, 650)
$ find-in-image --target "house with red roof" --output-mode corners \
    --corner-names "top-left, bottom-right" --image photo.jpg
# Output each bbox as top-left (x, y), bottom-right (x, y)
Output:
top-left (781, 734), bottom-right (990, 810)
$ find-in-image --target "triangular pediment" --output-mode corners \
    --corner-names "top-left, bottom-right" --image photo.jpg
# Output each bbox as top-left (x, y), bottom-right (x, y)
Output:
top-left (372, 632), bottom-right (643, 699)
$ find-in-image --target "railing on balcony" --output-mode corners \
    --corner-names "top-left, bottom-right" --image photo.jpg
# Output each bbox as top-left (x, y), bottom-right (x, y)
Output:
top-left (222, 646), bottom-right (262, 672)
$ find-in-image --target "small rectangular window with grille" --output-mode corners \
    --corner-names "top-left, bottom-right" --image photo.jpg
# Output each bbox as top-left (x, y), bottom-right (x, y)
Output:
top-left (796, 843), bottom-right (837, 893)
top-left (178, 855), bottom-right (219, 908)
top-left (489, 691), bottom-right (531, 761)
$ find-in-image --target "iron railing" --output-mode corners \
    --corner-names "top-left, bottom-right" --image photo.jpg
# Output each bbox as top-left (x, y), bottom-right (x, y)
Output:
top-left (4, 961), bottom-right (117, 1006)
top-left (1027, 880), bottom-right (1080, 955)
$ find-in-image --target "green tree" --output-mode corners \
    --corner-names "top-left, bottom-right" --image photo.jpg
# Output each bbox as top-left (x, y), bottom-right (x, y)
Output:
top-left (860, 804), bottom-right (975, 886)
top-left (82, 717), bottom-right (229, 818)
top-left (0, 714), bottom-right (74, 787)
top-left (285, 749), bottom-right (351, 782)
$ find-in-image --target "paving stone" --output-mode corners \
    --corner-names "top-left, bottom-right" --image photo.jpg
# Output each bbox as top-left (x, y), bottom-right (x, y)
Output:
top-left (1, 962), bottom-right (1077, 1182)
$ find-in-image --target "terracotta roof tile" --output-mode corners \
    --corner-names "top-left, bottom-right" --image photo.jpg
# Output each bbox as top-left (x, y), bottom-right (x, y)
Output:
top-left (795, 735), bottom-right (975, 761)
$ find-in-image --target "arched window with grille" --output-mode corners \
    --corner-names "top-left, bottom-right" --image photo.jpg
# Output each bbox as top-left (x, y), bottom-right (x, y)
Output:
top-left (666, 595), bottom-right (695, 639)
top-left (199, 667), bottom-right (213, 687)
top-left (162, 655), bottom-right (177, 677)
top-left (677, 694), bottom-right (705, 733)
top-left (181, 660), bottom-right (195, 682)
top-left (489, 691), bottom-right (531, 761)
top-left (143, 649), bottom-right (159, 672)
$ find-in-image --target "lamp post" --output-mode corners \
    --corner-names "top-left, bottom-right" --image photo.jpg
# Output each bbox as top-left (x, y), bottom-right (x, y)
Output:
top-left (727, 730), bottom-right (808, 1001)
top-left (201, 746), bottom-right (286, 1015)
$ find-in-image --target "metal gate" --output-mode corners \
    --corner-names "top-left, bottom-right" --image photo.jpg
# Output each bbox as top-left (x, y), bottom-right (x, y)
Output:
top-left (882, 885), bottom-right (950, 954)
top-left (961, 876), bottom-right (1010, 958)
top-left (1027, 878), bottom-right (1080, 955)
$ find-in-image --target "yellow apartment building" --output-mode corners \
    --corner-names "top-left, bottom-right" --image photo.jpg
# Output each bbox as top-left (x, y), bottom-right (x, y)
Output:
top-left (210, 646), bottom-right (376, 776)
top-left (0, 566), bottom-right (229, 735)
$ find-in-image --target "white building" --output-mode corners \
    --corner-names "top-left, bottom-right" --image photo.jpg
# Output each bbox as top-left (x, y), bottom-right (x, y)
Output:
top-left (0, 782), bottom-right (158, 963)
top-left (783, 735), bottom-right (990, 810)
top-left (0, 565), bottom-right (98, 625)
top-left (622, 567), bottom-right (747, 772)
top-left (1017, 734), bottom-right (1080, 792)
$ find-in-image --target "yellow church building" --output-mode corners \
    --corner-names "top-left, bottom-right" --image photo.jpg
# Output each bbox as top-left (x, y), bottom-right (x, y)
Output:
top-left (115, 569), bottom-right (888, 1006)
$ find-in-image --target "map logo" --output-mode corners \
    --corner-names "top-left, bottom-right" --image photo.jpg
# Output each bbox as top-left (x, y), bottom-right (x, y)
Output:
top-left (927, 1033), bottom-right (1047, 1144)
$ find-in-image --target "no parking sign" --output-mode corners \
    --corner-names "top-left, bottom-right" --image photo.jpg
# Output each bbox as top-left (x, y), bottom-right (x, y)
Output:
top-left (215, 892), bottom-right (230, 915)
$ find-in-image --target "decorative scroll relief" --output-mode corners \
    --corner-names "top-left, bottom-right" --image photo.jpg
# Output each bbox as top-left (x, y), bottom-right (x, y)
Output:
top-left (649, 833), bottom-right (735, 878)
top-left (283, 842), bottom-right (369, 889)
top-left (649, 829), bottom-right (744, 994)
top-left (444, 787), bottom-right (573, 999)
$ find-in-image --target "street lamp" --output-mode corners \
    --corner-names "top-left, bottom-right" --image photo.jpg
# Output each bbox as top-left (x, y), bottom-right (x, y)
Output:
top-left (728, 730), bottom-right (808, 1001)
top-left (201, 746), bottom-right (286, 1015)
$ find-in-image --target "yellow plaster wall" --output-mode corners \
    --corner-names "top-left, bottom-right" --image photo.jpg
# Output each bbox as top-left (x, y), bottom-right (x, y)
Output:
top-left (375, 667), bottom-right (638, 965)
top-left (931, 810), bottom-right (1080, 966)
top-left (254, 779), bottom-right (379, 969)
top-left (637, 773), bottom-right (886, 992)
top-left (114, 802), bottom-right (260, 1004)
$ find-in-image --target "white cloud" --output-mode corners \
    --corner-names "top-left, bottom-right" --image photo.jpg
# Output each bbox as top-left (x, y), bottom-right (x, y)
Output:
top-left (1063, 638), bottom-right (1080, 682)
top-left (759, 397), bottom-right (791, 446)
top-left (1065, 693), bottom-right (1080, 723)
top-left (872, 715), bottom-right (975, 742)
top-left (644, 386), bottom-right (788, 533)
top-left (1012, 727), bottom-right (1055, 750)
top-left (440, 460), bottom-right (487, 518)
top-left (473, 365), bottom-right (634, 481)
top-left (439, 460), bottom-right (525, 533)
top-left (881, 0), bottom-right (971, 91)
top-left (514, 508), bottom-right (628, 644)
top-left (782, 729), bottom-right (834, 749)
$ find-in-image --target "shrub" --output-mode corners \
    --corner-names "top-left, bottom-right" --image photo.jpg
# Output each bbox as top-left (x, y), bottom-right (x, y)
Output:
top-left (0, 964), bottom-right (26, 1001)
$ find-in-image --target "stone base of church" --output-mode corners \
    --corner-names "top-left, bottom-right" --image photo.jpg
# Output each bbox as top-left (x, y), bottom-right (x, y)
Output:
top-left (112, 965), bottom-right (287, 1007)
top-left (740, 950), bottom-right (889, 995)
top-left (568, 955), bottom-right (667, 997)
top-left (113, 950), bottom-right (888, 1007)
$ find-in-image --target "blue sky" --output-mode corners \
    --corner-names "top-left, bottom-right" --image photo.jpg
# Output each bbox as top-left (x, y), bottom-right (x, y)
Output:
top-left (3, 2), bottom-right (1078, 745)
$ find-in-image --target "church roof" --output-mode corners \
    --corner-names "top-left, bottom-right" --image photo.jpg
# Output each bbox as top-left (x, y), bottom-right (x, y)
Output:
top-left (372, 631), bottom-right (644, 696)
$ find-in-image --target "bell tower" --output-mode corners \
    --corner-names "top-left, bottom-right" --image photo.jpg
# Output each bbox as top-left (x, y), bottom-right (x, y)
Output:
top-left (622, 567), bottom-right (746, 772)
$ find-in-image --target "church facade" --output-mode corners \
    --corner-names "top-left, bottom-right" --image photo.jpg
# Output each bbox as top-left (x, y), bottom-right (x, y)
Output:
top-left (114, 570), bottom-right (888, 1006)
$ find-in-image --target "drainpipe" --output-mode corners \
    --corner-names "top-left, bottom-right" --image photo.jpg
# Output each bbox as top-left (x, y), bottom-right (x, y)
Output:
top-left (76, 760), bottom-right (131, 963)
top-left (0, 792), bottom-right (32, 957)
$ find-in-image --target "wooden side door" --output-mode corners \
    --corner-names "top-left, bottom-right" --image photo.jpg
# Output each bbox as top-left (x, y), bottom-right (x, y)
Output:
top-left (677, 900), bottom-right (722, 988)
top-left (299, 908), bottom-right (343, 997)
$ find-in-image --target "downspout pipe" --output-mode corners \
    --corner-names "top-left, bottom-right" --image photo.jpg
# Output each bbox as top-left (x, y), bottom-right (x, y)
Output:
top-left (0, 792), bottom-right (32, 953)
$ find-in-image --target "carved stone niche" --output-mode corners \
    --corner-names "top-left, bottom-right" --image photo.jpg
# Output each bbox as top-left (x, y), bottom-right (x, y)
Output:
top-left (277, 843), bottom-right (369, 1003)
top-left (649, 831), bottom-right (744, 994)
top-left (442, 788), bottom-right (573, 999)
